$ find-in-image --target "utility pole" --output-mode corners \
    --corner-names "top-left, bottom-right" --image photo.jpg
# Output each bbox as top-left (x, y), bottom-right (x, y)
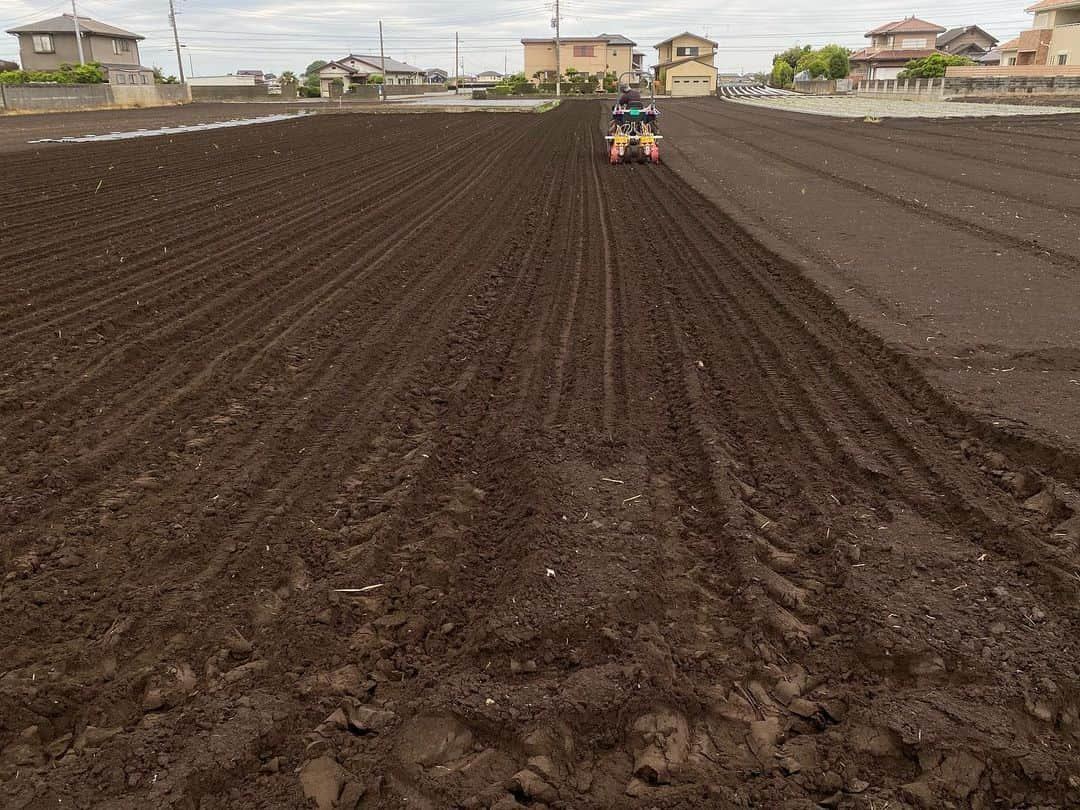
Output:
top-left (554, 0), bottom-right (561, 97)
top-left (455, 32), bottom-right (459, 94)
top-left (70, 0), bottom-right (85, 65)
top-left (378, 19), bottom-right (387, 101)
top-left (168, 0), bottom-right (185, 83)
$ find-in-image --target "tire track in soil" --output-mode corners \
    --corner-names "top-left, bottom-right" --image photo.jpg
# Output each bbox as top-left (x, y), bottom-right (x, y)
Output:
top-left (2, 102), bottom-right (1079, 810)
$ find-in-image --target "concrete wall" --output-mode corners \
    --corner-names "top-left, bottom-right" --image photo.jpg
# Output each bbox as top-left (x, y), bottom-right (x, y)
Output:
top-left (944, 74), bottom-right (1080, 96)
top-left (189, 84), bottom-right (269, 101)
top-left (0, 82), bottom-right (191, 113)
top-left (947, 65), bottom-right (1080, 78)
top-left (794, 78), bottom-right (853, 95)
top-left (856, 77), bottom-right (947, 100)
top-left (335, 84), bottom-right (429, 101)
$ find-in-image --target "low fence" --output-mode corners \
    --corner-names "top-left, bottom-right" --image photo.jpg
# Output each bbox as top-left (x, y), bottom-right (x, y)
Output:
top-left (0, 82), bottom-right (190, 112)
top-left (946, 65), bottom-right (1080, 78)
top-left (944, 74), bottom-right (1080, 96)
top-left (333, 84), bottom-right (430, 101)
top-left (856, 77), bottom-right (946, 100)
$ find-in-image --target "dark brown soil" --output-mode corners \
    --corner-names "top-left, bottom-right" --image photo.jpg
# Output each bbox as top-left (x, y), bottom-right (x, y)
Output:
top-left (661, 98), bottom-right (1080, 455)
top-left (2, 102), bottom-right (1079, 810)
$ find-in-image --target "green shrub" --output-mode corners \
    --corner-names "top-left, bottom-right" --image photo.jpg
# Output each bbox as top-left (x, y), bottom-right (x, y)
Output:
top-left (770, 59), bottom-right (794, 88)
top-left (898, 53), bottom-right (975, 80)
top-left (491, 84), bottom-right (511, 96)
top-left (0, 61), bottom-right (105, 84)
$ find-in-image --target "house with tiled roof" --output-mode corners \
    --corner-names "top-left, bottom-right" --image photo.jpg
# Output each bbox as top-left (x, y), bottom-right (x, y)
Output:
top-left (521, 33), bottom-right (642, 83)
top-left (937, 26), bottom-right (999, 59)
top-left (849, 17), bottom-right (946, 81)
top-left (998, 0), bottom-right (1080, 66)
top-left (317, 54), bottom-right (424, 96)
top-left (654, 33), bottom-right (719, 96)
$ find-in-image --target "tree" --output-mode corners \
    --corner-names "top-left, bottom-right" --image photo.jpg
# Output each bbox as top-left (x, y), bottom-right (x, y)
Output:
top-left (899, 53), bottom-right (974, 79)
top-left (280, 70), bottom-right (297, 84)
top-left (770, 59), bottom-right (794, 88)
top-left (367, 73), bottom-right (384, 84)
top-left (152, 65), bottom-right (177, 84)
top-left (304, 60), bottom-right (328, 77)
top-left (773, 45), bottom-right (812, 70)
top-left (796, 51), bottom-right (830, 78)
top-left (818, 44), bottom-right (851, 79)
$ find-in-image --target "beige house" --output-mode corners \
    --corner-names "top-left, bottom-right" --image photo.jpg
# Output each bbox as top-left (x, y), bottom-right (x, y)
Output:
top-left (5, 13), bottom-right (154, 84)
top-left (849, 17), bottom-right (946, 81)
top-left (654, 32), bottom-right (718, 96)
top-left (318, 54), bottom-right (424, 96)
top-left (1000, 0), bottom-right (1080, 66)
top-left (522, 33), bottom-right (642, 82)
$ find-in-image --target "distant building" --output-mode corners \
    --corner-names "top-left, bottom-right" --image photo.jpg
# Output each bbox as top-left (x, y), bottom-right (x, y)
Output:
top-left (654, 32), bottom-right (719, 96)
top-left (849, 17), bottom-right (947, 81)
top-left (979, 48), bottom-right (1003, 65)
top-left (425, 67), bottom-right (448, 84)
top-left (937, 26), bottom-right (999, 59)
top-left (522, 33), bottom-right (637, 82)
top-left (236, 69), bottom-right (266, 83)
top-left (476, 70), bottom-right (504, 84)
top-left (5, 13), bottom-right (154, 84)
top-left (187, 74), bottom-right (258, 86)
top-left (317, 54), bottom-right (424, 96)
top-left (999, 0), bottom-right (1080, 66)
top-left (0, 58), bottom-right (17, 72)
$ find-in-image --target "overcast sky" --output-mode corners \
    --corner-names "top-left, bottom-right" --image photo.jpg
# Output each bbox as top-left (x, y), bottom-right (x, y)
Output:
top-left (1, 0), bottom-right (1032, 76)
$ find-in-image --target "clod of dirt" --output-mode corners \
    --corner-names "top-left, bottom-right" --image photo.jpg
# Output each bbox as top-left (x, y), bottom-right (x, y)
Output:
top-left (299, 755), bottom-right (345, 810)
top-left (509, 768), bottom-right (559, 804)
top-left (630, 709), bottom-right (690, 784)
top-left (346, 704), bottom-right (397, 734)
top-left (394, 714), bottom-right (474, 769)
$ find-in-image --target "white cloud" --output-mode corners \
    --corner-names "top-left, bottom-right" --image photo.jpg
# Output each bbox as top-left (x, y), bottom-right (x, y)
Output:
top-left (0, 0), bottom-right (1032, 75)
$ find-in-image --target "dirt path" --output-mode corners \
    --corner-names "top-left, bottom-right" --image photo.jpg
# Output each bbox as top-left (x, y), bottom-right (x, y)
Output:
top-left (2, 103), bottom-right (1079, 809)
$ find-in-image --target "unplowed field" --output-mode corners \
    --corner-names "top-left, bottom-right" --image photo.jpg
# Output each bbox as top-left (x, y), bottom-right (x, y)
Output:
top-left (2, 104), bottom-right (1079, 810)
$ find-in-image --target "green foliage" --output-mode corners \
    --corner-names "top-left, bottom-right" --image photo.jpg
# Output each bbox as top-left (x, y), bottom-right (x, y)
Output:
top-left (491, 84), bottom-right (511, 96)
top-left (280, 70), bottom-right (297, 84)
top-left (367, 73), bottom-right (384, 84)
top-left (301, 73), bottom-right (321, 97)
top-left (152, 66), bottom-right (177, 84)
top-left (769, 59), bottom-right (794, 89)
top-left (0, 61), bottom-right (105, 85)
top-left (773, 45), bottom-right (812, 70)
top-left (304, 60), bottom-right (328, 76)
top-left (795, 45), bottom-right (851, 80)
top-left (898, 53), bottom-right (975, 80)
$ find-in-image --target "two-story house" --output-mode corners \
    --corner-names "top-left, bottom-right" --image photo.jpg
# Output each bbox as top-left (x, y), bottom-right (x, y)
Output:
top-left (849, 17), bottom-right (947, 81)
top-left (5, 13), bottom-right (154, 84)
top-left (654, 32), bottom-right (718, 95)
top-left (999, 0), bottom-right (1080, 66)
top-left (521, 33), bottom-right (640, 83)
top-left (936, 26), bottom-right (1000, 59)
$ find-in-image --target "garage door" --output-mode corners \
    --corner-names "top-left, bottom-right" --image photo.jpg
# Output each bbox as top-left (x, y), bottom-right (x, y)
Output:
top-left (671, 76), bottom-right (712, 97)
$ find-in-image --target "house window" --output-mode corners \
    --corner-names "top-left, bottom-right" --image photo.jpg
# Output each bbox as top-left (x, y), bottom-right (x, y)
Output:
top-left (676, 46), bottom-right (700, 57)
top-left (113, 38), bottom-right (131, 54)
top-left (901, 38), bottom-right (926, 49)
top-left (116, 73), bottom-right (126, 84)
top-left (573, 45), bottom-right (595, 57)
top-left (32, 34), bottom-right (54, 53)
top-left (1057, 53), bottom-right (1069, 65)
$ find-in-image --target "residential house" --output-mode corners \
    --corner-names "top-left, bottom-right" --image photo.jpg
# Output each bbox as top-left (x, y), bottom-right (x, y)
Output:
top-left (5, 13), bottom-right (154, 84)
top-left (999, 0), bottom-right (1080, 66)
top-left (849, 17), bottom-right (946, 81)
top-left (937, 26), bottom-right (999, 59)
top-left (317, 54), bottom-right (424, 96)
top-left (0, 59), bottom-right (17, 72)
top-left (522, 33), bottom-right (637, 82)
top-left (654, 32), bottom-right (718, 96)
top-left (476, 70), bottom-right (503, 84)
top-left (979, 48), bottom-right (1004, 65)
top-left (425, 67), bottom-right (448, 84)
top-left (236, 69), bottom-right (266, 83)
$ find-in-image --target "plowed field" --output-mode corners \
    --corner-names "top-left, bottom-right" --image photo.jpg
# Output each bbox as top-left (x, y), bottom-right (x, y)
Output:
top-left (2, 103), bottom-right (1079, 810)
